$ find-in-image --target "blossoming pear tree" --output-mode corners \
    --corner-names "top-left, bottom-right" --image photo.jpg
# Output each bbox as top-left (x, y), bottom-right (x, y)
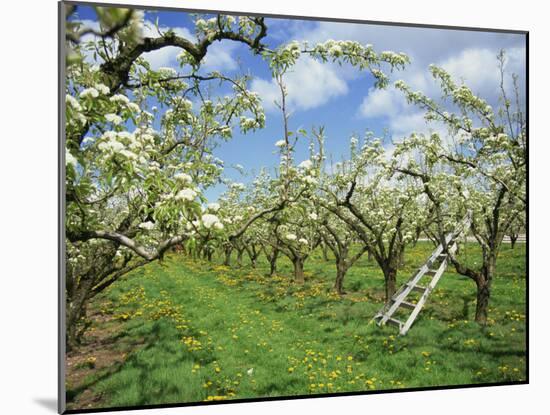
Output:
top-left (392, 50), bottom-right (526, 323)
top-left (506, 211), bottom-right (526, 249)
top-left (64, 9), bottom-right (272, 349)
top-left (255, 134), bottom-right (323, 283)
top-left (318, 134), bottom-right (429, 302)
top-left (319, 210), bottom-right (369, 295)
top-left (246, 41), bottom-right (408, 282)
top-left (215, 179), bottom-right (271, 267)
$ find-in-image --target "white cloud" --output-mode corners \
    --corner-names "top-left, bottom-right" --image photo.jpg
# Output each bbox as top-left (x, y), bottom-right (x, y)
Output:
top-left (388, 112), bottom-right (428, 136)
top-left (439, 47), bottom-right (525, 100)
top-left (201, 41), bottom-right (239, 71)
top-left (359, 87), bottom-right (405, 118)
top-left (251, 56), bottom-right (348, 112)
top-left (440, 48), bottom-right (499, 90)
top-left (250, 78), bottom-right (281, 111)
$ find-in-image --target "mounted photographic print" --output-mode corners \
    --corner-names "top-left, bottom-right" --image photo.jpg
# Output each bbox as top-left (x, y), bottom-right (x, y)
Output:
top-left (59, 1), bottom-right (528, 413)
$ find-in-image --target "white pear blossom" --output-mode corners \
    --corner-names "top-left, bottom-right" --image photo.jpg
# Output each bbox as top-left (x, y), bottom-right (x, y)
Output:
top-left (219, 125), bottom-right (232, 137)
top-left (298, 238), bottom-right (309, 245)
top-left (158, 67), bottom-right (177, 76)
top-left (285, 233), bottom-right (297, 241)
top-left (118, 131), bottom-right (133, 140)
top-left (94, 83), bottom-right (110, 95)
top-left (275, 140), bottom-right (286, 147)
top-left (329, 44), bottom-right (343, 57)
top-left (202, 213), bottom-right (221, 229)
top-left (109, 94), bottom-right (130, 105)
top-left (231, 183), bottom-right (246, 191)
top-left (195, 18), bottom-right (207, 31)
top-left (127, 103), bottom-right (141, 113)
top-left (239, 117), bottom-right (257, 130)
top-left (284, 40), bottom-right (301, 58)
top-left (298, 160), bottom-right (313, 170)
top-left (308, 212), bottom-right (318, 220)
top-left (66, 148), bottom-right (77, 168)
top-left (138, 221), bottom-right (155, 230)
top-left (105, 113), bottom-right (123, 125)
top-left (173, 96), bottom-right (193, 111)
top-left (174, 172), bottom-right (192, 184)
top-left (76, 113), bottom-right (87, 125)
top-left (175, 188), bottom-right (197, 201)
top-left (66, 94), bottom-right (82, 111)
top-left (119, 149), bottom-right (137, 160)
top-left (98, 139), bottom-right (125, 153)
top-left (213, 222), bottom-right (224, 230)
top-left (207, 202), bottom-right (220, 212)
top-left (79, 87), bottom-right (99, 99)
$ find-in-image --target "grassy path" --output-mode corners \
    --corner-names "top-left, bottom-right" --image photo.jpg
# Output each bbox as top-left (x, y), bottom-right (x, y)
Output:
top-left (67, 243), bottom-right (526, 409)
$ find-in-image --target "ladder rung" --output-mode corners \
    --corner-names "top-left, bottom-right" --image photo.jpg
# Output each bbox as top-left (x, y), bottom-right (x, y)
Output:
top-left (400, 300), bottom-right (417, 310)
top-left (408, 284), bottom-right (426, 293)
top-left (426, 269), bottom-right (438, 275)
top-left (386, 317), bottom-right (403, 327)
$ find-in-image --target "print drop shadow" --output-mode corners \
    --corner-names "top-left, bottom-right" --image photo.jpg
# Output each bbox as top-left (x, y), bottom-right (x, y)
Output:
top-left (33, 398), bottom-right (57, 412)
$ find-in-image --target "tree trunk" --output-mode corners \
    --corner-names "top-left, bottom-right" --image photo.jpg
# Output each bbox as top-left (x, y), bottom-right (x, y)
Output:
top-left (66, 302), bottom-right (86, 352)
top-left (66, 277), bottom-right (94, 352)
top-left (246, 246), bottom-right (258, 268)
top-left (475, 255), bottom-right (495, 324)
top-left (510, 234), bottom-right (518, 249)
top-left (223, 246), bottom-right (232, 266)
top-left (322, 243), bottom-right (329, 261)
top-left (236, 249), bottom-right (244, 267)
top-left (334, 259), bottom-right (348, 295)
top-left (293, 257), bottom-right (305, 284)
top-left (384, 268), bottom-right (397, 303)
top-left (269, 248), bottom-right (279, 276)
top-left (475, 278), bottom-right (491, 324)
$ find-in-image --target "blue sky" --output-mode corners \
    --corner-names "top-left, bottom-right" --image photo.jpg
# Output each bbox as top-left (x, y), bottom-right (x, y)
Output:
top-left (73, 5), bottom-right (526, 202)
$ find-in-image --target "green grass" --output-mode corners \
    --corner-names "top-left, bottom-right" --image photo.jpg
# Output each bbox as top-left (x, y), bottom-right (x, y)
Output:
top-left (67, 241), bottom-right (526, 409)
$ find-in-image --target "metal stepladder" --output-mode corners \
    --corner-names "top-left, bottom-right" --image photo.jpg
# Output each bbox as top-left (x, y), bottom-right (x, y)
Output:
top-left (372, 214), bottom-right (471, 335)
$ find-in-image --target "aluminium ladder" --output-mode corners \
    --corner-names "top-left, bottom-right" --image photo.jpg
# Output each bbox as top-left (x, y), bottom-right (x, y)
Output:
top-left (372, 214), bottom-right (471, 335)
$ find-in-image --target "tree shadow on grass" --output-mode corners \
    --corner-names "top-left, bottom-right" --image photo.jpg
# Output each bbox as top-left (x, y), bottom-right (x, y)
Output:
top-left (67, 315), bottom-right (205, 410)
top-left (80, 319), bottom-right (219, 408)
top-left (433, 326), bottom-right (526, 359)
